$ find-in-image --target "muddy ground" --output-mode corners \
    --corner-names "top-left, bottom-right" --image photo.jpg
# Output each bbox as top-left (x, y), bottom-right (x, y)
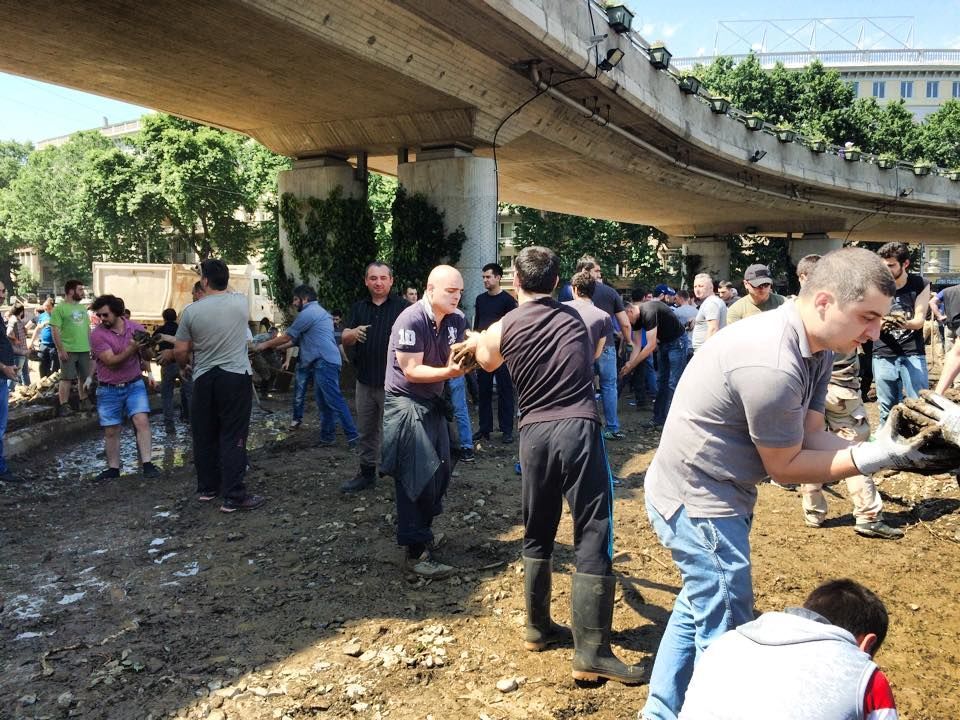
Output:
top-left (1, 393), bottom-right (958, 720)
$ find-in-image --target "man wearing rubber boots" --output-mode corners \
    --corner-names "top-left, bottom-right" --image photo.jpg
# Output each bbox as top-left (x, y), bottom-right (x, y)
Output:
top-left (640, 248), bottom-right (950, 720)
top-left (460, 246), bottom-right (644, 685)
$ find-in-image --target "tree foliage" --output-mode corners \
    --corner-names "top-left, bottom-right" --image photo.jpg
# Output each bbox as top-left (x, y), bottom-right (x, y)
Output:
top-left (509, 206), bottom-right (672, 288)
top-left (387, 186), bottom-right (465, 294)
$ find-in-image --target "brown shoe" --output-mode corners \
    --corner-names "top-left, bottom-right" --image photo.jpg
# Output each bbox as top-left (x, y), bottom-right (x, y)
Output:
top-left (221, 495), bottom-right (266, 513)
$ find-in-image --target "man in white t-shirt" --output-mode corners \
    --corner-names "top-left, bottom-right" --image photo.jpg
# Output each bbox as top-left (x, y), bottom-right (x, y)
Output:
top-left (691, 273), bottom-right (727, 352)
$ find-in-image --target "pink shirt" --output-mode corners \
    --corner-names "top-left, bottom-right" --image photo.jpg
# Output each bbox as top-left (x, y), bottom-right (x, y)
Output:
top-left (90, 320), bottom-right (145, 384)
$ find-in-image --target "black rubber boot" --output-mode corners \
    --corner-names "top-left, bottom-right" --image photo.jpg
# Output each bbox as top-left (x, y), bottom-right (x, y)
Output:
top-left (571, 572), bottom-right (646, 685)
top-left (340, 464), bottom-right (376, 494)
top-left (523, 556), bottom-right (572, 651)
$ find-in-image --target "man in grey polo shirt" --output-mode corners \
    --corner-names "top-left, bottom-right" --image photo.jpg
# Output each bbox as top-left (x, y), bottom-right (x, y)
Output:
top-left (640, 248), bottom-right (944, 720)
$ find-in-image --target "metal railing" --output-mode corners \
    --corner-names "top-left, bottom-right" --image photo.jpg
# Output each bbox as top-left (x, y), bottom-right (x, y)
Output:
top-left (672, 48), bottom-right (960, 70)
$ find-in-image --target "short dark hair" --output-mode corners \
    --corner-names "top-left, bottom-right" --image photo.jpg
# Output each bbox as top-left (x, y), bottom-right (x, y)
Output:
top-left (796, 254), bottom-right (821, 279)
top-left (575, 255), bottom-right (598, 274)
top-left (799, 247), bottom-right (895, 306)
top-left (571, 270), bottom-right (596, 299)
top-left (162, 308), bottom-right (177, 322)
top-left (292, 284), bottom-right (318, 303)
top-left (200, 259), bottom-right (229, 291)
top-left (719, 280), bottom-right (736, 290)
top-left (630, 287), bottom-right (646, 302)
top-left (65, 279), bottom-right (83, 295)
top-left (804, 579), bottom-right (889, 654)
top-left (90, 294), bottom-right (125, 317)
top-left (514, 246), bottom-right (559, 295)
top-left (482, 263), bottom-right (504, 277)
top-left (678, 289), bottom-right (691, 301)
top-left (365, 261), bottom-right (392, 277)
top-left (193, 281), bottom-right (204, 295)
top-left (877, 242), bottom-right (911, 265)
top-left (8, 303), bottom-right (24, 318)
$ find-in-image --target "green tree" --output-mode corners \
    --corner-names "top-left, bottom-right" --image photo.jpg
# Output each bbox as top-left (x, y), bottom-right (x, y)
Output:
top-left (368, 172), bottom-right (397, 257)
top-left (0, 140), bottom-right (32, 189)
top-left (919, 99), bottom-right (960, 168)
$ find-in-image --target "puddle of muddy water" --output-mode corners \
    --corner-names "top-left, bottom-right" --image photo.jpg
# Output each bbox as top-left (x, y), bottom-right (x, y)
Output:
top-left (26, 403), bottom-right (289, 483)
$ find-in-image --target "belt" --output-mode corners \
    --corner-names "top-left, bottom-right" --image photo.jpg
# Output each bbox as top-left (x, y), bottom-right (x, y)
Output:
top-left (99, 378), bottom-right (142, 388)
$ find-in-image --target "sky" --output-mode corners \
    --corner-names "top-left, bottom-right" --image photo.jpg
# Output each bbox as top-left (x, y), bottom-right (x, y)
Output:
top-left (2, 1), bottom-right (959, 144)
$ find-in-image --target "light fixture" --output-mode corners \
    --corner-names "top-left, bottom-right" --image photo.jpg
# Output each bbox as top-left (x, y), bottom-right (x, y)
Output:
top-left (749, 150), bottom-right (767, 163)
top-left (605, 4), bottom-right (634, 34)
top-left (648, 43), bottom-right (672, 70)
top-left (598, 48), bottom-right (625, 71)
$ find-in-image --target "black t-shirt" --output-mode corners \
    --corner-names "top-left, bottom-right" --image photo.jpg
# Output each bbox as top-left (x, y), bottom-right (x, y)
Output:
top-left (153, 321), bottom-right (178, 351)
top-left (942, 285), bottom-right (960, 329)
top-left (590, 283), bottom-right (625, 345)
top-left (633, 301), bottom-right (685, 345)
top-left (499, 298), bottom-right (599, 428)
top-left (344, 295), bottom-right (410, 387)
top-left (474, 290), bottom-right (518, 331)
top-left (874, 273), bottom-right (928, 357)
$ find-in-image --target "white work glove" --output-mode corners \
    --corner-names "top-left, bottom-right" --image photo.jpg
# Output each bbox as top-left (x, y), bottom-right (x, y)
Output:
top-left (905, 391), bottom-right (960, 446)
top-left (850, 406), bottom-right (946, 475)
top-left (83, 376), bottom-right (94, 393)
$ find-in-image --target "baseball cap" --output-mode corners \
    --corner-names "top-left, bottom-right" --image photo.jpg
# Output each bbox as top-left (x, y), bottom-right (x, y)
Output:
top-left (744, 264), bottom-right (773, 286)
top-left (653, 283), bottom-right (677, 297)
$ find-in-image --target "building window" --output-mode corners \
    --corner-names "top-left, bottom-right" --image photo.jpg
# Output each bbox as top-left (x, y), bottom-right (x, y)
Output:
top-left (872, 81), bottom-right (885, 98)
top-left (498, 222), bottom-right (515, 239)
top-left (900, 80), bottom-right (913, 98)
top-left (927, 247), bottom-right (951, 274)
top-left (927, 80), bottom-right (940, 99)
top-left (849, 81), bottom-right (859, 96)
top-left (954, 81), bottom-right (960, 98)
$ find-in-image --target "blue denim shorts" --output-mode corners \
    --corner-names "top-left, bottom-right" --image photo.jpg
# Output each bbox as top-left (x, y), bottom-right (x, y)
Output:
top-left (97, 380), bottom-right (150, 427)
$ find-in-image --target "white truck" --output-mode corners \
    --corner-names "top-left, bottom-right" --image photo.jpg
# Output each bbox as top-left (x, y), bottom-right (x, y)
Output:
top-left (90, 262), bottom-right (284, 329)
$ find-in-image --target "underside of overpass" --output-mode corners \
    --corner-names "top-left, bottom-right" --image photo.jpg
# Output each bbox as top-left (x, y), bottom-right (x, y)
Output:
top-left (1, 0), bottom-right (957, 242)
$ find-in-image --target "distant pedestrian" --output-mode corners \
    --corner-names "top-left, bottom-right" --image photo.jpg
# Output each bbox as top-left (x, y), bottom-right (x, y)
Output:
top-left (32, 298), bottom-right (60, 378)
top-left (253, 285), bottom-right (358, 447)
top-left (89, 294), bottom-right (160, 481)
top-left (473, 263), bottom-right (518, 444)
top-left (0, 282), bottom-right (24, 483)
top-left (50, 280), bottom-right (92, 415)
top-left (6, 304), bottom-right (29, 387)
top-left (154, 308), bottom-right (191, 428)
top-left (404, 286), bottom-right (419, 303)
top-left (174, 259), bottom-right (264, 513)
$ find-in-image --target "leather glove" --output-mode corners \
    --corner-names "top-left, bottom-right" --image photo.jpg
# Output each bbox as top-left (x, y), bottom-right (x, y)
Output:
top-left (850, 406), bottom-right (954, 475)
top-left (906, 390), bottom-right (960, 446)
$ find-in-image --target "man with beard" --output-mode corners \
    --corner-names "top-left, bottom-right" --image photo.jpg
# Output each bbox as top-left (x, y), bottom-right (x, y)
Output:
top-left (89, 294), bottom-right (160, 481)
top-left (50, 279), bottom-right (92, 415)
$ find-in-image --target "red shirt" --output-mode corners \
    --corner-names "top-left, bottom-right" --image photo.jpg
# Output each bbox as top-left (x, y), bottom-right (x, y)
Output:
top-left (90, 319), bottom-right (145, 384)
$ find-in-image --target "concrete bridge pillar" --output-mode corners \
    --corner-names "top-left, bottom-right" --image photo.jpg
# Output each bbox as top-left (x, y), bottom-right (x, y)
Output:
top-left (397, 146), bottom-right (497, 322)
top-left (788, 233), bottom-right (843, 265)
top-left (277, 157), bottom-right (367, 285)
top-left (682, 238), bottom-right (731, 286)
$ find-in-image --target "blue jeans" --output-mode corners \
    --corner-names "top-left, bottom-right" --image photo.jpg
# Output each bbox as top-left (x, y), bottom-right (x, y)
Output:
top-left (293, 359), bottom-right (358, 443)
top-left (448, 375), bottom-right (473, 449)
top-left (872, 354), bottom-right (928, 425)
top-left (643, 500), bottom-right (754, 720)
top-left (0, 381), bottom-right (8, 473)
top-left (652, 338), bottom-right (686, 425)
top-left (595, 345), bottom-right (620, 432)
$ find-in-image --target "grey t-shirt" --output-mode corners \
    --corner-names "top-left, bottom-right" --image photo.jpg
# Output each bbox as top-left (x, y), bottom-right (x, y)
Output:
top-left (175, 292), bottom-right (252, 380)
top-left (645, 301), bottom-right (832, 520)
top-left (692, 294), bottom-right (727, 351)
top-left (563, 299), bottom-right (612, 353)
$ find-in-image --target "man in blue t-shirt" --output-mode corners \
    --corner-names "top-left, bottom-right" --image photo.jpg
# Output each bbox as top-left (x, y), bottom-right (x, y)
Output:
top-left (32, 297), bottom-right (60, 378)
top-left (254, 285), bottom-right (358, 446)
top-left (472, 263), bottom-right (518, 444)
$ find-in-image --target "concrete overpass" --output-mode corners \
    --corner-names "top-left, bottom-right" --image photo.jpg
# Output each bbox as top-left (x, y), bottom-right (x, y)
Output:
top-left (2, 0), bottom-right (958, 301)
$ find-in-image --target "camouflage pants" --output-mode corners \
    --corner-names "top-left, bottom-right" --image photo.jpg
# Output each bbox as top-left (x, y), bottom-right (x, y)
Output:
top-left (801, 388), bottom-right (883, 526)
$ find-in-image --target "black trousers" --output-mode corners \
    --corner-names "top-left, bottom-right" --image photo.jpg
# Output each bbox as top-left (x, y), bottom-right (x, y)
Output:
top-left (477, 364), bottom-right (515, 434)
top-left (519, 417), bottom-right (613, 576)
top-left (191, 367), bottom-right (252, 501)
top-left (39, 343), bottom-right (60, 378)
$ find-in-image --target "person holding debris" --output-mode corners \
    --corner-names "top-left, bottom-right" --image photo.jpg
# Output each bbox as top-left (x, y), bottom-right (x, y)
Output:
top-left (89, 294), bottom-right (160, 481)
top-left (638, 248), bottom-right (953, 720)
top-left (458, 246), bottom-right (645, 685)
top-left (380, 265), bottom-right (467, 580)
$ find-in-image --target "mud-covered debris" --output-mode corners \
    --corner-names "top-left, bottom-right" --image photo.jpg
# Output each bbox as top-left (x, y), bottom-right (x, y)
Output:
top-left (342, 640), bottom-right (363, 657)
top-left (496, 677), bottom-right (519, 693)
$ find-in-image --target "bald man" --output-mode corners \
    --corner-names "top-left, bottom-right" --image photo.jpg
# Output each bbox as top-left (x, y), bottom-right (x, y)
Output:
top-left (380, 266), bottom-right (468, 579)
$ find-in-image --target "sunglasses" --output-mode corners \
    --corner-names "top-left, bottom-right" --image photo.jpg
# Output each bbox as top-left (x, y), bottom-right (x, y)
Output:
top-left (96, 312), bottom-right (111, 318)
top-left (754, 283), bottom-right (772, 289)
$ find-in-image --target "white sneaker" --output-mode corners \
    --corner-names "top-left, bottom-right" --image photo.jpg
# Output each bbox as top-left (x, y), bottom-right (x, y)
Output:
top-left (405, 551), bottom-right (454, 579)
top-left (289, 420), bottom-right (302, 430)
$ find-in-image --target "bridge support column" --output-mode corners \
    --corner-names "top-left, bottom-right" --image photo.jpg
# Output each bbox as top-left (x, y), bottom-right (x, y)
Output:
top-left (397, 146), bottom-right (497, 321)
top-left (277, 157), bottom-right (366, 285)
top-left (682, 237), bottom-right (731, 286)
top-left (788, 233), bottom-right (842, 265)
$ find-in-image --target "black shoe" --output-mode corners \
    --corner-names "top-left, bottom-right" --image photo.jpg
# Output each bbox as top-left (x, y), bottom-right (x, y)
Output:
top-left (524, 557), bottom-right (572, 651)
top-left (221, 495), bottom-right (266, 513)
top-left (570, 573), bottom-right (647, 685)
top-left (341, 466), bottom-right (376, 494)
top-left (56, 403), bottom-right (74, 418)
top-left (141, 462), bottom-right (160, 479)
top-left (164, 420), bottom-right (176, 434)
top-left (502, 432), bottom-right (514, 444)
top-left (472, 431), bottom-right (490, 443)
top-left (94, 467), bottom-right (121, 482)
top-left (460, 448), bottom-right (476, 463)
